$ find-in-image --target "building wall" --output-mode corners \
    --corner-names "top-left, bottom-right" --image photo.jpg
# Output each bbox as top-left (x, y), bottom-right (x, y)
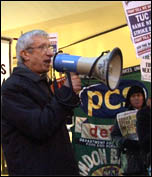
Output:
top-left (2, 4), bottom-right (140, 71)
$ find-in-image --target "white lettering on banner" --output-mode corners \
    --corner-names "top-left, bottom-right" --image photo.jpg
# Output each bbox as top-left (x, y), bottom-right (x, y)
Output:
top-left (135, 12), bottom-right (150, 22)
top-left (78, 148), bottom-right (120, 176)
top-left (78, 161), bottom-right (89, 176)
top-left (79, 148), bottom-right (107, 176)
top-left (133, 27), bottom-right (149, 37)
top-left (111, 149), bottom-right (119, 164)
top-left (79, 137), bottom-right (106, 148)
top-left (92, 151), bottom-right (100, 166)
top-left (132, 22), bottom-right (145, 30)
top-left (82, 155), bottom-right (94, 170)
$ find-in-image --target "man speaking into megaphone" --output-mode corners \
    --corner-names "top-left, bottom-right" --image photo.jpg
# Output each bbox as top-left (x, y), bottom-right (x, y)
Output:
top-left (1, 30), bottom-right (81, 176)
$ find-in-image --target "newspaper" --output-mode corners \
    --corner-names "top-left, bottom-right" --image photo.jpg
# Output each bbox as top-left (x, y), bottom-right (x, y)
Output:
top-left (117, 110), bottom-right (138, 140)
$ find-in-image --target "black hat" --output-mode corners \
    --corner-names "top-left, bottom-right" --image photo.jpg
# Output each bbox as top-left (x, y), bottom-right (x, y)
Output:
top-left (125, 85), bottom-right (146, 108)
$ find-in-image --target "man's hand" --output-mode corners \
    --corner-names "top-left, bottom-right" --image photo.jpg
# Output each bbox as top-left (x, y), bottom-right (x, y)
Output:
top-left (64, 72), bottom-right (81, 94)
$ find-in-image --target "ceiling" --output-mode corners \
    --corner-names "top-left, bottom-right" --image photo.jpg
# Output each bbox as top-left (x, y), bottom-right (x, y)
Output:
top-left (1, 1), bottom-right (122, 32)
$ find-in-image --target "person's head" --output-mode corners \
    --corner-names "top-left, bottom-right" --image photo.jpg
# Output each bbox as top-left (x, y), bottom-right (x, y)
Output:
top-left (125, 85), bottom-right (146, 110)
top-left (16, 30), bottom-right (54, 75)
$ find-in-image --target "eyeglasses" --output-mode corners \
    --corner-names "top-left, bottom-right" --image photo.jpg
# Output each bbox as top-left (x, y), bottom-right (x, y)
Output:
top-left (26, 44), bottom-right (53, 52)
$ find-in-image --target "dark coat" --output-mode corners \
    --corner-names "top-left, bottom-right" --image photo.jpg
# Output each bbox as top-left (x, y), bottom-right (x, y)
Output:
top-left (110, 108), bottom-right (148, 175)
top-left (136, 105), bottom-right (151, 168)
top-left (1, 66), bottom-right (80, 175)
top-left (110, 114), bottom-right (147, 175)
top-left (110, 85), bottom-right (148, 175)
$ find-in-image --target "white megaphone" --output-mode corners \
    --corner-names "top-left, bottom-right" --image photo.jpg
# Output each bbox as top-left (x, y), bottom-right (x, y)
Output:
top-left (53, 47), bottom-right (123, 91)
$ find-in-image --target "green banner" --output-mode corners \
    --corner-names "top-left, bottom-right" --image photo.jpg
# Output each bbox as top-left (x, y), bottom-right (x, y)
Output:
top-left (72, 65), bottom-right (151, 176)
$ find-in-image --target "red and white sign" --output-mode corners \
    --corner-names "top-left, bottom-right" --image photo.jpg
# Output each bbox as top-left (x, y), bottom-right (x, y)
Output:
top-left (122, 1), bottom-right (151, 59)
top-left (122, 1), bottom-right (151, 82)
top-left (81, 123), bottom-right (114, 141)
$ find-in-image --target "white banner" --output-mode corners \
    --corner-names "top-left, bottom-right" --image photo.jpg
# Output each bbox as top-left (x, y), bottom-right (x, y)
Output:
top-left (122, 1), bottom-right (151, 82)
top-left (1, 38), bottom-right (12, 85)
top-left (48, 32), bottom-right (58, 53)
top-left (122, 1), bottom-right (151, 59)
top-left (140, 56), bottom-right (151, 82)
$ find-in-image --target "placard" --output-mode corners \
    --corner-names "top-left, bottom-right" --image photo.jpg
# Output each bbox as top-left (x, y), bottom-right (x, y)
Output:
top-left (1, 37), bottom-right (12, 85)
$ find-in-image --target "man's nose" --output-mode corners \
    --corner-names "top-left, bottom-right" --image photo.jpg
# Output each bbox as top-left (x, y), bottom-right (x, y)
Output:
top-left (47, 49), bottom-right (55, 57)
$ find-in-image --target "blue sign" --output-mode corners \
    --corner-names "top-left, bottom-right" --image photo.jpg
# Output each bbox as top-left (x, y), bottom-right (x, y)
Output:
top-left (79, 79), bottom-right (148, 118)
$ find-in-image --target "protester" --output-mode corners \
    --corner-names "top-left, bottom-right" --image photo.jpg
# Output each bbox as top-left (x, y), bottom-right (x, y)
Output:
top-left (136, 97), bottom-right (151, 175)
top-left (1, 30), bottom-right (81, 175)
top-left (110, 85), bottom-right (147, 175)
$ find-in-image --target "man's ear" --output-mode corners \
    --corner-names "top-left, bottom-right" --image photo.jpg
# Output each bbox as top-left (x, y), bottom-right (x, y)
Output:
top-left (20, 50), bottom-right (30, 61)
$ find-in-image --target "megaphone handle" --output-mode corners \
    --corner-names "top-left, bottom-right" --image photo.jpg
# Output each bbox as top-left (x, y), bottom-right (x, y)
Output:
top-left (65, 72), bottom-right (73, 92)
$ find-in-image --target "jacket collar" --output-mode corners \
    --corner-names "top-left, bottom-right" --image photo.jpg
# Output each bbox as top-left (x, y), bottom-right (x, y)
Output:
top-left (13, 63), bottom-right (48, 82)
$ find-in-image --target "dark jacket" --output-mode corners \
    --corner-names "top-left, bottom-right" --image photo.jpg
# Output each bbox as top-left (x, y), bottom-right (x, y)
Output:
top-left (110, 110), bottom-right (147, 175)
top-left (1, 66), bottom-right (80, 175)
top-left (110, 85), bottom-right (148, 175)
top-left (136, 105), bottom-right (151, 168)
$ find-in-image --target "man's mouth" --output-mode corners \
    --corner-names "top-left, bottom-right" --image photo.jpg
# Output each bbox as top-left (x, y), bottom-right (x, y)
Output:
top-left (44, 59), bottom-right (51, 64)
